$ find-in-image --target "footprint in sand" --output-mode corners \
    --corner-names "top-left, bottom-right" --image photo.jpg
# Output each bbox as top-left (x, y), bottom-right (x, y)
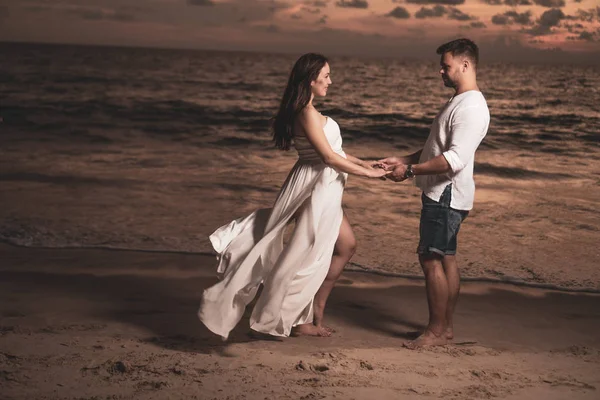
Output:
top-left (542, 375), bottom-right (597, 390)
top-left (295, 360), bottom-right (330, 373)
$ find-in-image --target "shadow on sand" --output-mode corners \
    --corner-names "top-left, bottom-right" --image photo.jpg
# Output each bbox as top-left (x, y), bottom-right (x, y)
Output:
top-left (1, 245), bottom-right (600, 354)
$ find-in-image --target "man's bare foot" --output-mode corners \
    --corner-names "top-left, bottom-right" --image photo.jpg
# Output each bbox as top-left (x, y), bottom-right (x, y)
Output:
top-left (445, 327), bottom-right (454, 340)
top-left (403, 330), bottom-right (448, 350)
top-left (292, 323), bottom-right (332, 337)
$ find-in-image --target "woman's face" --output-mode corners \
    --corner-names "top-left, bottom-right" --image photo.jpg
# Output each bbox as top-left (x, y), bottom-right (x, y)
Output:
top-left (311, 63), bottom-right (332, 97)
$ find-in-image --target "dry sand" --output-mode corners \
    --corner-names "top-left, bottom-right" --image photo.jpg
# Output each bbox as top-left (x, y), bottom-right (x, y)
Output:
top-left (1, 244), bottom-right (599, 399)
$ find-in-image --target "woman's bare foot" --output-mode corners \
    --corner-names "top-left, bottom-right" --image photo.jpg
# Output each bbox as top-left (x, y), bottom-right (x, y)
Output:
top-left (445, 327), bottom-right (454, 340)
top-left (292, 323), bottom-right (332, 337)
top-left (403, 330), bottom-right (448, 350)
top-left (322, 325), bottom-right (336, 334)
top-left (314, 323), bottom-right (335, 334)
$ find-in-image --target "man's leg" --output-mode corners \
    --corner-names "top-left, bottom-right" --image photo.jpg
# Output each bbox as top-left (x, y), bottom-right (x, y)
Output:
top-left (442, 208), bottom-right (467, 340)
top-left (404, 253), bottom-right (449, 348)
top-left (442, 255), bottom-right (459, 339)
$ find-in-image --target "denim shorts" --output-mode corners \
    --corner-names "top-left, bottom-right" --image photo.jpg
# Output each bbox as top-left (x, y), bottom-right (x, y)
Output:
top-left (417, 184), bottom-right (469, 257)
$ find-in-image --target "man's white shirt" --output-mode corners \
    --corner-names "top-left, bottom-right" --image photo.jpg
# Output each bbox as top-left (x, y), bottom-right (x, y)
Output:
top-left (415, 90), bottom-right (490, 211)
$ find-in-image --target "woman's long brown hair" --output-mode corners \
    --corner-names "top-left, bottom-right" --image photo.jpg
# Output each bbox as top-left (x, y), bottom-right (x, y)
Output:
top-left (272, 53), bottom-right (328, 151)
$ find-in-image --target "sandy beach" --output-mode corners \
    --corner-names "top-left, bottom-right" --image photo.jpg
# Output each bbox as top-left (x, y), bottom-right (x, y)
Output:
top-left (2, 43), bottom-right (600, 399)
top-left (1, 244), bottom-right (599, 399)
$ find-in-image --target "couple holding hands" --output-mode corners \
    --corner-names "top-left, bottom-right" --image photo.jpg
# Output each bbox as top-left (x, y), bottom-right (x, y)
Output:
top-left (199, 38), bottom-right (489, 349)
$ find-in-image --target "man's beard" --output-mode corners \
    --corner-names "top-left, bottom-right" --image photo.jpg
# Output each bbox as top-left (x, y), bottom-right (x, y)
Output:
top-left (442, 76), bottom-right (456, 88)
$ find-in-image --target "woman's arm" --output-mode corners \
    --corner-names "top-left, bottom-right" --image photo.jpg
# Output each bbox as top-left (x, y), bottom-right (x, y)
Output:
top-left (345, 153), bottom-right (371, 168)
top-left (298, 110), bottom-right (388, 178)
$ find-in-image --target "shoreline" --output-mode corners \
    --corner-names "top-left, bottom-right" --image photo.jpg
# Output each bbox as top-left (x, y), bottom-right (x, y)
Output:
top-left (2, 241), bottom-right (599, 295)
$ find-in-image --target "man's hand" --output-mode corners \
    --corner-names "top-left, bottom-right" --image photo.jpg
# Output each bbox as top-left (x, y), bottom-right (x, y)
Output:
top-left (388, 164), bottom-right (408, 182)
top-left (375, 156), bottom-right (402, 171)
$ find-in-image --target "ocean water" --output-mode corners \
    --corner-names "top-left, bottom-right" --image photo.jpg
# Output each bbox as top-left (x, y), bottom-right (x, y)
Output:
top-left (2, 42), bottom-right (599, 153)
top-left (1, 42), bottom-right (599, 289)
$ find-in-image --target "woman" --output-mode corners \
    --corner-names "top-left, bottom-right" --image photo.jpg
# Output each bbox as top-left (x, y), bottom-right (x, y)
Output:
top-left (199, 53), bottom-right (388, 339)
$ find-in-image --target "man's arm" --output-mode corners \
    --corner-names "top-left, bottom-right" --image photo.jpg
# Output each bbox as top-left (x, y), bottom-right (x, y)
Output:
top-left (388, 154), bottom-right (450, 181)
top-left (440, 106), bottom-right (488, 174)
top-left (413, 155), bottom-right (451, 175)
top-left (377, 149), bottom-right (422, 168)
top-left (389, 105), bottom-right (488, 182)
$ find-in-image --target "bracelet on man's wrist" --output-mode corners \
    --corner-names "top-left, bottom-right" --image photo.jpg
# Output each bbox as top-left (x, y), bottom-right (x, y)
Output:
top-left (404, 164), bottom-right (415, 179)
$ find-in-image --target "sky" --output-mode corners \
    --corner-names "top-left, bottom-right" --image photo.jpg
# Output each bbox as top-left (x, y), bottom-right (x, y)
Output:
top-left (1, 0), bottom-right (599, 63)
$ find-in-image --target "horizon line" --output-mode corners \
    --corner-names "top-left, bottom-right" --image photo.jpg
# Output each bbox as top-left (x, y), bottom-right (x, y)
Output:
top-left (2, 39), bottom-right (600, 67)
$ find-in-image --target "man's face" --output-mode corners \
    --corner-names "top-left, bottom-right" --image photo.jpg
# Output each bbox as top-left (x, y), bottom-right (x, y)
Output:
top-left (439, 52), bottom-right (462, 88)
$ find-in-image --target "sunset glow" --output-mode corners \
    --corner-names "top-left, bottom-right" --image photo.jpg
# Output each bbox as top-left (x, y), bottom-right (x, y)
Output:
top-left (1, 0), bottom-right (599, 62)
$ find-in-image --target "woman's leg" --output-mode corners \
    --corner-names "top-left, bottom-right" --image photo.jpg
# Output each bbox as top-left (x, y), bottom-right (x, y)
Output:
top-left (293, 214), bottom-right (356, 336)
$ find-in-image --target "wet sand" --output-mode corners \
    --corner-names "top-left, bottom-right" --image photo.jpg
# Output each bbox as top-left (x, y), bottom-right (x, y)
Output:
top-left (1, 137), bottom-right (599, 290)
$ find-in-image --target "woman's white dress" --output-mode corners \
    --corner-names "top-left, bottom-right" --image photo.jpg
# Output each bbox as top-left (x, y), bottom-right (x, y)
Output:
top-left (198, 117), bottom-right (347, 339)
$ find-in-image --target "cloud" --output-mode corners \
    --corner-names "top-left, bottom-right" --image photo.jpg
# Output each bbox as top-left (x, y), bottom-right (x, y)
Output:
top-left (303, 7), bottom-right (322, 14)
top-left (539, 7), bottom-right (565, 26)
top-left (413, 5), bottom-right (476, 22)
top-left (491, 14), bottom-right (510, 25)
top-left (469, 21), bottom-right (487, 28)
top-left (481, 0), bottom-right (532, 5)
top-left (305, 0), bottom-right (329, 6)
top-left (575, 7), bottom-right (600, 23)
top-left (406, 0), bottom-right (465, 5)
top-left (12, 1), bottom-right (143, 22)
top-left (577, 31), bottom-right (594, 41)
top-left (184, 0), bottom-right (294, 25)
top-left (25, 3), bottom-right (140, 23)
top-left (447, 7), bottom-right (475, 21)
top-left (187, 0), bottom-right (215, 6)
top-left (386, 6), bottom-right (410, 19)
top-left (491, 10), bottom-right (533, 25)
top-left (4, 0), bottom-right (599, 64)
top-left (533, 0), bottom-right (565, 8)
top-left (568, 31), bottom-right (597, 41)
top-left (563, 22), bottom-right (584, 33)
top-left (336, 0), bottom-right (369, 8)
top-left (525, 8), bottom-right (565, 36)
top-left (504, 0), bottom-right (532, 5)
top-left (415, 5), bottom-right (447, 18)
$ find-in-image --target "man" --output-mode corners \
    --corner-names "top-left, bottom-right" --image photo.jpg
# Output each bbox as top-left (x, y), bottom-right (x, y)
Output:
top-left (379, 38), bottom-right (490, 348)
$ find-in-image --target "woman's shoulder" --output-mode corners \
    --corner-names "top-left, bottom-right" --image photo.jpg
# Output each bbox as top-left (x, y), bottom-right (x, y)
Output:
top-left (298, 106), bottom-right (320, 121)
top-left (297, 107), bottom-right (323, 133)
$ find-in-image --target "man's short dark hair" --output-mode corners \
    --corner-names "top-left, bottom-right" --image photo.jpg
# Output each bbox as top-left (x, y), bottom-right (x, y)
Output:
top-left (436, 38), bottom-right (479, 68)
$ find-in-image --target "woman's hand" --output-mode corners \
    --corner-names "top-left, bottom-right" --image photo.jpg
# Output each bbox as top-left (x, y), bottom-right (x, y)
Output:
top-left (367, 167), bottom-right (390, 179)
